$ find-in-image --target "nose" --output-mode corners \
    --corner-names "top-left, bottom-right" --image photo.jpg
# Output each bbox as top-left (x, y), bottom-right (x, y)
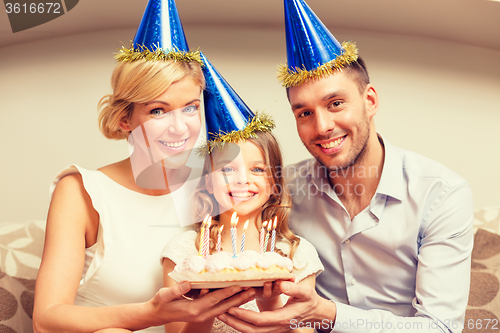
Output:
top-left (315, 108), bottom-right (335, 135)
top-left (167, 110), bottom-right (188, 135)
top-left (236, 170), bottom-right (250, 185)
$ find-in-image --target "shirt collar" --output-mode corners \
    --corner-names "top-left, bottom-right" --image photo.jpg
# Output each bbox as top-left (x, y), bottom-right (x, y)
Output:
top-left (288, 159), bottom-right (331, 205)
top-left (375, 134), bottom-right (405, 202)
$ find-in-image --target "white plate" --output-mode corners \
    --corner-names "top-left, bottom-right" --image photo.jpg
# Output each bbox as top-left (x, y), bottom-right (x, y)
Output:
top-left (190, 279), bottom-right (281, 289)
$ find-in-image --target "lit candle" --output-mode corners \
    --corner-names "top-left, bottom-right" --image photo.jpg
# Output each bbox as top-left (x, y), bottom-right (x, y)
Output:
top-left (263, 220), bottom-right (272, 253)
top-left (203, 217), bottom-right (212, 257)
top-left (270, 217), bottom-right (277, 252)
top-left (231, 212), bottom-right (238, 257)
top-left (240, 220), bottom-right (249, 253)
top-left (259, 221), bottom-right (267, 254)
top-left (217, 225), bottom-right (224, 252)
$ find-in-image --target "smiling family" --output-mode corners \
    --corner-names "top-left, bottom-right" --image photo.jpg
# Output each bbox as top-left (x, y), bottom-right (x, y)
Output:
top-left (32, 0), bottom-right (473, 333)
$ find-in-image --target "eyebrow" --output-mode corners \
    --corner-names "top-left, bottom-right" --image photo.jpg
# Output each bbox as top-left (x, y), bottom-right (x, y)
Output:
top-left (213, 159), bottom-right (236, 168)
top-left (213, 159), bottom-right (266, 168)
top-left (323, 91), bottom-right (343, 101)
top-left (291, 90), bottom-right (345, 111)
top-left (145, 98), bottom-right (200, 107)
top-left (291, 102), bottom-right (305, 112)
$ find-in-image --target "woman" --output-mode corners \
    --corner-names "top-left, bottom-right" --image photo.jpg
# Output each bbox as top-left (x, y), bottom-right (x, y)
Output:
top-left (33, 1), bottom-right (255, 332)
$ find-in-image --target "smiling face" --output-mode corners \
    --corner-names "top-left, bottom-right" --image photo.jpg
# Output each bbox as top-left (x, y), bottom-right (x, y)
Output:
top-left (121, 76), bottom-right (202, 170)
top-left (288, 71), bottom-right (378, 172)
top-left (208, 141), bottom-right (272, 221)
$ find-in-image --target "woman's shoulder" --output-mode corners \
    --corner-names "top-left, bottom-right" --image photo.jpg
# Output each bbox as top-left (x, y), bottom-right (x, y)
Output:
top-left (97, 159), bottom-right (131, 184)
top-left (50, 165), bottom-right (91, 199)
top-left (50, 162), bottom-right (120, 194)
top-left (51, 170), bottom-right (85, 202)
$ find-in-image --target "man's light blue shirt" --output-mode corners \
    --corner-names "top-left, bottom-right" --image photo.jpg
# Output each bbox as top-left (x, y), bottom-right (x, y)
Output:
top-left (285, 137), bottom-right (473, 333)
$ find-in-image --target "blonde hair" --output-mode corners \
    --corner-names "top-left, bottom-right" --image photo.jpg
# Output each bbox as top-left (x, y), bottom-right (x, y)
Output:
top-left (98, 60), bottom-right (205, 140)
top-left (193, 131), bottom-right (301, 260)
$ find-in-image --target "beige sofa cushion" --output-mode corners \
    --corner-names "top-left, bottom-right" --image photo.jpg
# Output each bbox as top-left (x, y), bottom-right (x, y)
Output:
top-left (464, 207), bottom-right (500, 332)
top-left (0, 220), bottom-right (45, 280)
top-left (0, 270), bottom-right (34, 333)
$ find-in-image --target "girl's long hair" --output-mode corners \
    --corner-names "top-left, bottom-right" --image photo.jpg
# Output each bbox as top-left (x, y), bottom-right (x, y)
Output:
top-left (192, 131), bottom-right (300, 259)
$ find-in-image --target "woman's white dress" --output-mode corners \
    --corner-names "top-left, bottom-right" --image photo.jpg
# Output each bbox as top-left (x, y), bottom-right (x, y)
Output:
top-left (51, 165), bottom-right (193, 333)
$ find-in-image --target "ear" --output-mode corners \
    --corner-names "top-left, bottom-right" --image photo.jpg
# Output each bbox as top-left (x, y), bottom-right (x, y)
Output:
top-left (119, 116), bottom-right (132, 132)
top-left (205, 174), bottom-right (213, 194)
top-left (364, 84), bottom-right (379, 119)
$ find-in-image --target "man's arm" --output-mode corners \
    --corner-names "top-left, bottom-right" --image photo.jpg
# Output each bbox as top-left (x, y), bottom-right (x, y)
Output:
top-left (218, 281), bottom-right (336, 332)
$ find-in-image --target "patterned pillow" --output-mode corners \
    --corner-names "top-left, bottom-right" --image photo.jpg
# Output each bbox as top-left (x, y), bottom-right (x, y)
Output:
top-left (463, 207), bottom-right (500, 332)
top-left (0, 270), bottom-right (34, 333)
top-left (0, 220), bottom-right (45, 280)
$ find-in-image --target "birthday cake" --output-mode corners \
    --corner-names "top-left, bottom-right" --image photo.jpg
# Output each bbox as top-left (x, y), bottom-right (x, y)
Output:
top-left (168, 250), bottom-right (294, 287)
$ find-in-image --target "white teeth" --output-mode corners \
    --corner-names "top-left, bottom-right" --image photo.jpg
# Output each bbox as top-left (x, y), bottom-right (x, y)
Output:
top-left (159, 139), bottom-right (187, 148)
top-left (320, 137), bottom-right (344, 149)
top-left (231, 192), bottom-right (254, 198)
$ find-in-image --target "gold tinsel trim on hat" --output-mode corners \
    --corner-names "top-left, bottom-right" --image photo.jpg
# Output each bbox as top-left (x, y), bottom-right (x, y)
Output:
top-left (115, 43), bottom-right (203, 65)
top-left (197, 112), bottom-right (275, 156)
top-left (277, 41), bottom-right (358, 88)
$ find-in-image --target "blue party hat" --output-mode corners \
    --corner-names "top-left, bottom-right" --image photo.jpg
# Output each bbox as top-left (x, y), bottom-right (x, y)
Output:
top-left (278, 0), bottom-right (358, 87)
top-left (200, 52), bottom-right (274, 152)
top-left (116, 0), bottom-right (201, 64)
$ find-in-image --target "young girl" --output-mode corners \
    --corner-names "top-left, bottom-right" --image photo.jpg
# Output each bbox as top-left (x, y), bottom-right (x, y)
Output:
top-left (162, 130), bottom-right (324, 333)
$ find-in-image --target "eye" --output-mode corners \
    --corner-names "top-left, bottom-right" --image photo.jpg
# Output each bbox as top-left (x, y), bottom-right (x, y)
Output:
top-left (183, 105), bottom-right (198, 113)
top-left (329, 100), bottom-right (343, 109)
top-left (150, 108), bottom-right (165, 116)
top-left (220, 166), bottom-right (235, 174)
top-left (298, 110), bottom-right (313, 118)
top-left (251, 167), bottom-right (266, 174)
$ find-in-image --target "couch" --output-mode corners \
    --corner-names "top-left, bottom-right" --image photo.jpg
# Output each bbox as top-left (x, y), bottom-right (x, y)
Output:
top-left (0, 220), bottom-right (44, 333)
top-left (1, 209), bottom-right (499, 333)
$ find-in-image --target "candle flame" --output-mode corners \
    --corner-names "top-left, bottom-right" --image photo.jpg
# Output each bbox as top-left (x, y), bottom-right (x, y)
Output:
top-left (243, 220), bottom-right (249, 231)
top-left (273, 216), bottom-right (277, 229)
top-left (262, 221), bottom-right (268, 228)
top-left (203, 214), bottom-right (210, 225)
top-left (267, 221), bottom-right (272, 231)
top-left (231, 212), bottom-right (238, 227)
top-left (219, 225), bottom-right (224, 233)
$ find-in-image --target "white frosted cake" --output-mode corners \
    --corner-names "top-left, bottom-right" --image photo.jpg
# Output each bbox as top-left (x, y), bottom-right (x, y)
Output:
top-left (169, 250), bottom-right (294, 287)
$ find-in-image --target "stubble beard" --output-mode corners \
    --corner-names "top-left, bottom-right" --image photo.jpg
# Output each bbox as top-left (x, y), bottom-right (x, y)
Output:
top-left (309, 113), bottom-right (371, 175)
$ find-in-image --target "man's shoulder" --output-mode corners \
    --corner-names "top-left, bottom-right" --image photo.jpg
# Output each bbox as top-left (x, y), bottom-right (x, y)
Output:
top-left (391, 144), bottom-right (468, 189)
top-left (285, 158), bottom-right (316, 169)
top-left (283, 158), bottom-right (316, 183)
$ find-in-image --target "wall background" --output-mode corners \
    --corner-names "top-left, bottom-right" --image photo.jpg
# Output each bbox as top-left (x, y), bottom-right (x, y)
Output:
top-left (1, 25), bottom-right (499, 222)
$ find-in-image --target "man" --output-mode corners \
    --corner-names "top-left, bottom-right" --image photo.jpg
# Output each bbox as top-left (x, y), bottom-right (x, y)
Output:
top-left (217, 1), bottom-right (473, 332)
